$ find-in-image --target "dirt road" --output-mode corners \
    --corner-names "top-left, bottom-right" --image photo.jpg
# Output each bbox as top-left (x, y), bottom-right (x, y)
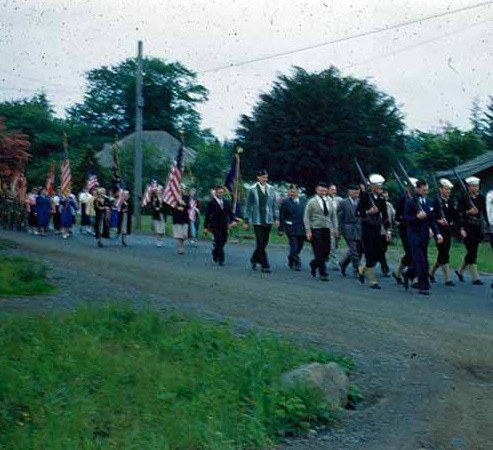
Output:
top-left (1, 231), bottom-right (492, 450)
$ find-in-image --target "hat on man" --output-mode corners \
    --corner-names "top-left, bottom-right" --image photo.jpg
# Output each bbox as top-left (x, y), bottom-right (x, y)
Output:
top-left (368, 174), bottom-right (385, 185)
top-left (405, 177), bottom-right (418, 188)
top-left (316, 181), bottom-right (329, 188)
top-left (256, 169), bottom-right (268, 177)
top-left (465, 176), bottom-right (480, 186)
top-left (439, 178), bottom-right (454, 189)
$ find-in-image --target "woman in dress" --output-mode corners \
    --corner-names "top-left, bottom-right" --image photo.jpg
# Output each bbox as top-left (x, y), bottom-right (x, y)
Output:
top-left (94, 188), bottom-right (111, 247)
top-left (60, 192), bottom-right (78, 239)
top-left (117, 190), bottom-right (132, 246)
top-left (151, 187), bottom-right (166, 247)
top-left (187, 187), bottom-right (201, 247)
top-left (26, 188), bottom-right (37, 234)
top-left (35, 188), bottom-right (51, 235)
top-left (172, 185), bottom-right (189, 254)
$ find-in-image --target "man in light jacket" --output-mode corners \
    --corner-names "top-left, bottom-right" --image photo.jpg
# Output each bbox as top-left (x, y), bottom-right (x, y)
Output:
top-left (244, 169), bottom-right (279, 273)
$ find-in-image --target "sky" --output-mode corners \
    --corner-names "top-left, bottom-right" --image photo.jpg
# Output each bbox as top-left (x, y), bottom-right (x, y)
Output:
top-left (1, 0), bottom-right (492, 140)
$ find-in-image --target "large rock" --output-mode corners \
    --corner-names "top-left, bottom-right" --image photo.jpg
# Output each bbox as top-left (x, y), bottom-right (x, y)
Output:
top-left (281, 362), bottom-right (349, 409)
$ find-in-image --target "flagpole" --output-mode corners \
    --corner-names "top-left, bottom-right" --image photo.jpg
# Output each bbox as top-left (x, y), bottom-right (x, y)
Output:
top-left (63, 133), bottom-right (69, 160)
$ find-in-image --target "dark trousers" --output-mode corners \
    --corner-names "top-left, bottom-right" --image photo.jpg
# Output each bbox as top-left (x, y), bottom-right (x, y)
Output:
top-left (436, 228), bottom-right (452, 265)
top-left (408, 234), bottom-right (430, 290)
top-left (252, 225), bottom-right (272, 268)
top-left (399, 225), bottom-right (412, 267)
top-left (212, 228), bottom-right (228, 263)
top-left (379, 235), bottom-right (390, 274)
top-left (361, 223), bottom-right (382, 268)
top-left (341, 238), bottom-right (363, 271)
top-left (95, 213), bottom-right (110, 240)
top-left (310, 228), bottom-right (331, 276)
top-left (463, 225), bottom-right (481, 264)
top-left (53, 212), bottom-right (61, 231)
top-left (287, 235), bottom-right (304, 268)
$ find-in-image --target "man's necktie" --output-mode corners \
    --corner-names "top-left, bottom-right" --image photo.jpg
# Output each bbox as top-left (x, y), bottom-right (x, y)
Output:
top-left (322, 197), bottom-right (329, 216)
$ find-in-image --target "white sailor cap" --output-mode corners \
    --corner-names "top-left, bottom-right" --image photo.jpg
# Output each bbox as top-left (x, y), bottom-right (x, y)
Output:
top-left (368, 174), bottom-right (385, 185)
top-left (439, 178), bottom-right (454, 188)
top-left (465, 176), bottom-right (480, 186)
top-left (406, 177), bottom-right (418, 188)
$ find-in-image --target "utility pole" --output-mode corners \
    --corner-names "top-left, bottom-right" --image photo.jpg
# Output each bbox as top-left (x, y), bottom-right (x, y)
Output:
top-left (133, 40), bottom-right (144, 229)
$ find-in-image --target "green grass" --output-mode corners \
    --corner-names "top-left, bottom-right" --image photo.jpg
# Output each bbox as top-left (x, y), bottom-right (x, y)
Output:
top-left (0, 256), bottom-right (56, 297)
top-left (0, 305), bottom-right (355, 449)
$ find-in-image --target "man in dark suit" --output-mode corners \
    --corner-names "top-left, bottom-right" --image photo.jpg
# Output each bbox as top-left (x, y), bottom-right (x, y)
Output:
top-left (203, 185), bottom-right (237, 266)
top-left (338, 185), bottom-right (362, 277)
top-left (403, 180), bottom-right (443, 295)
top-left (279, 184), bottom-right (306, 271)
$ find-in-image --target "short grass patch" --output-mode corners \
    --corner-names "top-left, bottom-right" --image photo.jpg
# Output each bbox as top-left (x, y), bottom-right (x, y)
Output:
top-left (0, 305), bottom-right (355, 449)
top-left (0, 255), bottom-right (56, 297)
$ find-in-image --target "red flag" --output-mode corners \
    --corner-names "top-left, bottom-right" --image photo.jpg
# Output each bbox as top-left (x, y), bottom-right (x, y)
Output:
top-left (46, 163), bottom-right (55, 196)
top-left (162, 139), bottom-right (184, 208)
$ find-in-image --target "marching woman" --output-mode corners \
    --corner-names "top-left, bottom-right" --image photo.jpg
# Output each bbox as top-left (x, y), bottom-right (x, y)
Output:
top-left (108, 189), bottom-right (120, 238)
top-left (78, 188), bottom-right (93, 234)
top-left (188, 187), bottom-right (201, 246)
top-left (26, 188), bottom-right (37, 234)
top-left (151, 186), bottom-right (166, 247)
top-left (172, 185), bottom-right (190, 255)
top-left (60, 192), bottom-right (78, 239)
top-left (117, 190), bottom-right (132, 247)
top-left (35, 188), bottom-right (51, 236)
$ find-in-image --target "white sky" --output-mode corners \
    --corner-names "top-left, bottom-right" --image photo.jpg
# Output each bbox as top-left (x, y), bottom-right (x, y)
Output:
top-left (1, 0), bottom-right (492, 140)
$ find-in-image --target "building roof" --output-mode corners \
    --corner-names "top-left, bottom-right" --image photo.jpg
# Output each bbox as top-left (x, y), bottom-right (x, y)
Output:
top-left (435, 151), bottom-right (493, 179)
top-left (97, 130), bottom-right (197, 168)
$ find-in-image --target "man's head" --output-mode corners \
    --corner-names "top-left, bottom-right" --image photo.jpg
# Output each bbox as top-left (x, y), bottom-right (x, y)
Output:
top-left (256, 169), bottom-right (268, 185)
top-left (368, 174), bottom-right (385, 193)
top-left (315, 182), bottom-right (328, 197)
top-left (466, 176), bottom-right (480, 195)
top-left (439, 178), bottom-right (453, 199)
top-left (189, 187), bottom-right (196, 197)
top-left (214, 185), bottom-right (225, 199)
top-left (288, 184), bottom-right (299, 199)
top-left (415, 180), bottom-right (429, 196)
top-left (328, 184), bottom-right (337, 197)
top-left (348, 185), bottom-right (360, 199)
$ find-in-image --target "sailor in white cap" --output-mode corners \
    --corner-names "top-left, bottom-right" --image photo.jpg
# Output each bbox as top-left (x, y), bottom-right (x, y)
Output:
top-left (456, 175), bottom-right (489, 285)
top-left (356, 173), bottom-right (390, 289)
top-left (392, 177), bottom-right (418, 285)
top-left (429, 178), bottom-right (457, 286)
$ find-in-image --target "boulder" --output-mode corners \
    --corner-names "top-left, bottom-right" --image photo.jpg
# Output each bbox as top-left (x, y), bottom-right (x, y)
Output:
top-left (281, 362), bottom-right (349, 409)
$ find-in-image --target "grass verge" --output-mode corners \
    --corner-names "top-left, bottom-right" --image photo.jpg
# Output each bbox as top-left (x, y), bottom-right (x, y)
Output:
top-left (0, 255), bottom-right (56, 297)
top-left (0, 305), bottom-right (356, 449)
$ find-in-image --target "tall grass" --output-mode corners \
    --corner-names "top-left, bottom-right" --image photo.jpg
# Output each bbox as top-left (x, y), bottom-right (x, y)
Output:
top-left (0, 256), bottom-right (56, 296)
top-left (0, 305), bottom-right (355, 449)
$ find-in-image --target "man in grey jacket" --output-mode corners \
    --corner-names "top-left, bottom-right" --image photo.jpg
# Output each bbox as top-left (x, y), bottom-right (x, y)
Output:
top-left (304, 182), bottom-right (339, 281)
top-left (338, 185), bottom-right (362, 277)
top-left (244, 170), bottom-right (279, 273)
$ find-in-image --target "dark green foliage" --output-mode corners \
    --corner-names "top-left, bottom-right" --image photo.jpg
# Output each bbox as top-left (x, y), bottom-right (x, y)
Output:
top-left (0, 256), bottom-right (55, 296)
top-left (67, 57), bottom-right (208, 140)
top-left (0, 305), bottom-right (355, 449)
top-left (236, 66), bottom-right (405, 191)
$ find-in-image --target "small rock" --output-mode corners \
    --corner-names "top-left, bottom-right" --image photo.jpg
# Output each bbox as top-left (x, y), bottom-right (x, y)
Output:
top-left (281, 362), bottom-right (349, 409)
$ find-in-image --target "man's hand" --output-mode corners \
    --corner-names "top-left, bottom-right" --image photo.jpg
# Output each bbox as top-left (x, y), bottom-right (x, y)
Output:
top-left (333, 229), bottom-right (339, 239)
top-left (467, 207), bottom-right (479, 215)
top-left (368, 205), bottom-right (379, 215)
top-left (386, 230), bottom-right (392, 242)
top-left (243, 223), bottom-right (249, 231)
top-left (306, 231), bottom-right (312, 241)
top-left (274, 220), bottom-right (280, 228)
top-left (436, 234), bottom-right (444, 244)
top-left (203, 228), bottom-right (209, 235)
top-left (438, 218), bottom-right (448, 226)
top-left (417, 211), bottom-right (427, 219)
top-left (460, 228), bottom-right (467, 238)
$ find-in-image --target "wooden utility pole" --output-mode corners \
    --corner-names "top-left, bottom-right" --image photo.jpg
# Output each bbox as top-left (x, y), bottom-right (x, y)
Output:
top-left (133, 40), bottom-right (144, 229)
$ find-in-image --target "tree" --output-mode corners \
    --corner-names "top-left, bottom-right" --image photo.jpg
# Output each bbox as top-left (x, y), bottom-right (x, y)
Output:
top-left (482, 96), bottom-right (493, 149)
top-left (410, 128), bottom-right (487, 173)
top-left (67, 57), bottom-right (208, 140)
top-left (235, 66), bottom-right (405, 191)
top-left (0, 118), bottom-right (31, 186)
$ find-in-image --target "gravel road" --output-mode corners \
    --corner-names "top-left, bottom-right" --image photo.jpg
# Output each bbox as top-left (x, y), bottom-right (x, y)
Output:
top-left (1, 230), bottom-right (492, 450)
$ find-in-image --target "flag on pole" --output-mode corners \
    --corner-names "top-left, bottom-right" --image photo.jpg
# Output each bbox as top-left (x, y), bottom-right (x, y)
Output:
top-left (225, 147), bottom-right (243, 217)
top-left (85, 170), bottom-right (99, 193)
top-left (141, 178), bottom-right (158, 207)
top-left (60, 133), bottom-right (72, 196)
top-left (46, 163), bottom-right (55, 196)
top-left (162, 133), bottom-right (184, 208)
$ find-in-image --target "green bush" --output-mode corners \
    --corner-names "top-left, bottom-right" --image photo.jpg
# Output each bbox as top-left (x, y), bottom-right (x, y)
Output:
top-left (0, 305), bottom-right (356, 449)
top-left (0, 256), bottom-right (55, 296)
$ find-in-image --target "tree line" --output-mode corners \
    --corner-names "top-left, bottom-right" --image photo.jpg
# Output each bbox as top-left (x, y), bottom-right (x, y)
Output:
top-left (0, 57), bottom-right (492, 198)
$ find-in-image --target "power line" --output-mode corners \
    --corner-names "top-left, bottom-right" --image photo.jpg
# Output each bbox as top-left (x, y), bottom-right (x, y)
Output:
top-left (200, 0), bottom-right (493, 74)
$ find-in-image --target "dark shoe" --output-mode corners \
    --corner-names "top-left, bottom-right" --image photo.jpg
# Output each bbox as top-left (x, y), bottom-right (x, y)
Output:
top-left (294, 266), bottom-right (302, 272)
top-left (218, 261), bottom-right (225, 267)
top-left (392, 272), bottom-right (403, 285)
top-left (411, 282), bottom-right (420, 290)
top-left (340, 263), bottom-right (347, 277)
top-left (370, 283), bottom-right (381, 290)
top-left (429, 275), bottom-right (436, 283)
top-left (250, 258), bottom-right (257, 271)
top-left (455, 270), bottom-right (464, 282)
top-left (261, 267), bottom-right (271, 274)
top-left (97, 241), bottom-right (103, 248)
top-left (472, 279), bottom-right (484, 286)
top-left (358, 271), bottom-right (365, 285)
top-left (121, 240), bottom-right (127, 247)
top-left (382, 272), bottom-right (390, 278)
top-left (403, 271), bottom-right (409, 291)
top-left (444, 280), bottom-right (455, 287)
top-left (288, 259), bottom-right (294, 269)
top-left (418, 290), bottom-right (430, 296)
top-left (309, 261), bottom-right (317, 278)
top-left (320, 274), bottom-right (329, 282)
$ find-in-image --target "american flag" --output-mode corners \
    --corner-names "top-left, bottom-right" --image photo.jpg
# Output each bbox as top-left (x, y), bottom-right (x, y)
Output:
top-left (86, 171), bottom-right (99, 193)
top-left (60, 159), bottom-right (72, 196)
top-left (46, 163), bottom-right (55, 196)
top-left (162, 138), bottom-right (184, 208)
top-left (141, 179), bottom-right (158, 207)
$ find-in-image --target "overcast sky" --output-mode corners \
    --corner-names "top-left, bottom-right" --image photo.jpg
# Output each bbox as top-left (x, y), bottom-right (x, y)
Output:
top-left (1, 0), bottom-right (492, 139)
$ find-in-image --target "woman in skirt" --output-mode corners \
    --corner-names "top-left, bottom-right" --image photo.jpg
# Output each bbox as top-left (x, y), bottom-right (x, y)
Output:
top-left (172, 186), bottom-right (190, 255)
top-left (60, 192), bottom-right (78, 239)
top-left (151, 187), bottom-right (166, 247)
top-left (117, 190), bottom-right (132, 246)
top-left (35, 188), bottom-right (51, 236)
